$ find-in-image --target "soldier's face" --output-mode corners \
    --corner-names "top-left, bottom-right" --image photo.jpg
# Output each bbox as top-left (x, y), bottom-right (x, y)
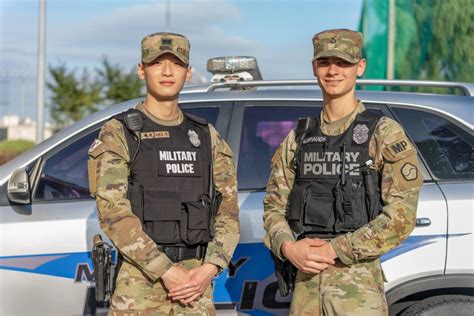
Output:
top-left (138, 53), bottom-right (192, 100)
top-left (312, 57), bottom-right (366, 99)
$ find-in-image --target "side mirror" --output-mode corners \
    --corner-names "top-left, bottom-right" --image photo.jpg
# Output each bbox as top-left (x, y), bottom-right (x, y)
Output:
top-left (7, 167), bottom-right (31, 204)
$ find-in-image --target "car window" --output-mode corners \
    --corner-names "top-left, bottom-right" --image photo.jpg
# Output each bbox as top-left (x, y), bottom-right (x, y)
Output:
top-left (238, 106), bottom-right (386, 190)
top-left (238, 106), bottom-right (322, 190)
top-left (34, 129), bottom-right (99, 201)
top-left (392, 107), bottom-right (473, 180)
top-left (33, 107), bottom-right (220, 202)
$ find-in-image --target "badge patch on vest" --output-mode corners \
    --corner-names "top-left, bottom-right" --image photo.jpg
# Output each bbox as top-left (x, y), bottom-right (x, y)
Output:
top-left (352, 124), bottom-right (369, 144)
top-left (401, 162), bottom-right (418, 181)
top-left (157, 150), bottom-right (200, 177)
top-left (188, 130), bottom-right (200, 147)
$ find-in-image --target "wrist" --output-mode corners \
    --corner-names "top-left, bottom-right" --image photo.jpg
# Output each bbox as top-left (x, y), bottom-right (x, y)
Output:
top-left (281, 240), bottom-right (294, 259)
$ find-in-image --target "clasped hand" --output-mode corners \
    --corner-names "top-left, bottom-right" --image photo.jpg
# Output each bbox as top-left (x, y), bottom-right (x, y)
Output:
top-left (281, 238), bottom-right (337, 274)
top-left (161, 263), bottom-right (218, 305)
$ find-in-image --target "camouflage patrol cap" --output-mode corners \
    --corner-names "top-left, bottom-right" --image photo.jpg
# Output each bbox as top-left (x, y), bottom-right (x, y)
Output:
top-left (312, 29), bottom-right (363, 63)
top-left (141, 32), bottom-right (190, 65)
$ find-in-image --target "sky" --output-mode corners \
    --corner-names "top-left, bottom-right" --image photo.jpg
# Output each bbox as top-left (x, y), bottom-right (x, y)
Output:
top-left (0, 0), bottom-right (363, 121)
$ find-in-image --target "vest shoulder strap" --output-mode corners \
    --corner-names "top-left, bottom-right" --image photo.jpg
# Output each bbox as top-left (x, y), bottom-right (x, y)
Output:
top-left (184, 112), bottom-right (208, 126)
top-left (356, 110), bottom-right (383, 124)
top-left (112, 108), bottom-right (143, 165)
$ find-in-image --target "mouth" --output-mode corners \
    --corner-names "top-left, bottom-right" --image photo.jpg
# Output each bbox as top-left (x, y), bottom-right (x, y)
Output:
top-left (159, 81), bottom-right (175, 87)
top-left (324, 80), bottom-right (343, 86)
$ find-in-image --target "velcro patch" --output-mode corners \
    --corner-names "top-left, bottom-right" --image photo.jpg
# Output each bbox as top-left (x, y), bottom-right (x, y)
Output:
top-left (140, 131), bottom-right (170, 139)
top-left (383, 137), bottom-right (415, 162)
top-left (388, 139), bottom-right (412, 157)
top-left (392, 155), bottom-right (423, 191)
top-left (88, 139), bottom-right (103, 154)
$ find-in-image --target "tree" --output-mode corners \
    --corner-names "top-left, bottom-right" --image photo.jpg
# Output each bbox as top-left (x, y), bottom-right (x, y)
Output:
top-left (360, 0), bottom-right (474, 93)
top-left (48, 64), bottom-right (102, 128)
top-left (48, 57), bottom-right (145, 127)
top-left (96, 57), bottom-right (144, 105)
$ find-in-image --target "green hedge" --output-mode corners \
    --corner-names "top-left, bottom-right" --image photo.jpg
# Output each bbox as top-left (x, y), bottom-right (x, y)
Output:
top-left (0, 140), bottom-right (35, 165)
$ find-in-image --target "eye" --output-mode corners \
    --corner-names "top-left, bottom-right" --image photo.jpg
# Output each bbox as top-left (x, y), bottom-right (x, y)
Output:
top-left (317, 60), bottom-right (330, 66)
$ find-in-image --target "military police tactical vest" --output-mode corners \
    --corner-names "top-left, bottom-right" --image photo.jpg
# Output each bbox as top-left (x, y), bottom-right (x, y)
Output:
top-left (288, 111), bottom-right (384, 238)
top-left (114, 109), bottom-right (216, 247)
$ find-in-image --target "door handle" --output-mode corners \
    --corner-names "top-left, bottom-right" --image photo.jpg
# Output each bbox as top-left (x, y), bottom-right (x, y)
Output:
top-left (416, 218), bottom-right (431, 227)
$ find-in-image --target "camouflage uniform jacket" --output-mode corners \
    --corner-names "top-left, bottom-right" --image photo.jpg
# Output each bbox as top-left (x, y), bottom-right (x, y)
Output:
top-left (88, 103), bottom-right (240, 282)
top-left (263, 101), bottom-right (423, 265)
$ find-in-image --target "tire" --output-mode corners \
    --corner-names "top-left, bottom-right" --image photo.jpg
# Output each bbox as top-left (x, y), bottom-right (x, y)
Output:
top-left (402, 295), bottom-right (474, 316)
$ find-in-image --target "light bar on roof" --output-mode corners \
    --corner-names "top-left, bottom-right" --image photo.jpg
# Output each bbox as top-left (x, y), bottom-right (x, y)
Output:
top-left (207, 56), bottom-right (258, 73)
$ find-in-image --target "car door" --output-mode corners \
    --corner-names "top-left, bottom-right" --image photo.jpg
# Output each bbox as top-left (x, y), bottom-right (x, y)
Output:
top-left (214, 101), bottom-right (389, 315)
top-left (0, 104), bottom-right (224, 316)
top-left (390, 106), bottom-right (473, 278)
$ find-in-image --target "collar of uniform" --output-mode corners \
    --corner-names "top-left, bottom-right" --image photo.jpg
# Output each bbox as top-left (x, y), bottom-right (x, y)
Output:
top-left (136, 101), bottom-right (184, 126)
top-left (320, 100), bottom-right (366, 136)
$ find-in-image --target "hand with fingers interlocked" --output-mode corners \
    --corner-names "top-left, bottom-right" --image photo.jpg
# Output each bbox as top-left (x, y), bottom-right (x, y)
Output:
top-left (167, 263), bottom-right (218, 305)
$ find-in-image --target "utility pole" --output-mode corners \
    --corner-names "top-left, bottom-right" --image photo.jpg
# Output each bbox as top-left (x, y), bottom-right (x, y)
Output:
top-left (36, 0), bottom-right (46, 143)
top-left (165, 0), bottom-right (170, 30)
top-left (387, 0), bottom-right (395, 80)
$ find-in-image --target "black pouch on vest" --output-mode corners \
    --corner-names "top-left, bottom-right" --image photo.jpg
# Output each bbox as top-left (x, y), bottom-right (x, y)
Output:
top-left (335, 181), bottom-right (366, 233)
top-left (128, 182), bottom-right (144, 220)
top-left (304, 190), bottom-right (336, 233)
top-left (287, 183), bottom-right (311, 234)
top-left (363, 169), bottom-right (382, 220)
top-left (143, 189), bottom-right (181, 244)
top-left (181, 201), bottom-right (212, 246)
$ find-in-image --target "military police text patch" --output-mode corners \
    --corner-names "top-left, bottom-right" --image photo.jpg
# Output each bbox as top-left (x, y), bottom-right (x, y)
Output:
top-left (157, 149), bottom-right (201, 177)
top-left (388, 139), bottom-right (413, 157)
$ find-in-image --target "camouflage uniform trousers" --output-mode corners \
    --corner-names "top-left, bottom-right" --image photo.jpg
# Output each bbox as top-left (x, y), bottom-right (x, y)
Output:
top-left (109, 258), bottom-right (215, 316)
top-left (290, 259), bottom-right (388, 316)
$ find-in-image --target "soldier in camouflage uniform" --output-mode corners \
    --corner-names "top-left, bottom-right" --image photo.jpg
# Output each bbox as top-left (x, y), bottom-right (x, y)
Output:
top-left (263, 29), bottom-right (423, 315)
top-left (88, 32), bottom-right (240, 315)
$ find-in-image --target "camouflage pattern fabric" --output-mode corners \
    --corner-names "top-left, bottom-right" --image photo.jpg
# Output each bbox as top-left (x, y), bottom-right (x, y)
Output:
top-left (88, 105), bottom-right (239, 314)
top-left (141, 32), bottom-right (190, 65)
top-left (263, 101), bottom-right (423, 315)
top-left (109, 259), bottom-right (215, 316)
top-left (312, 29), bottom-right (363, 63)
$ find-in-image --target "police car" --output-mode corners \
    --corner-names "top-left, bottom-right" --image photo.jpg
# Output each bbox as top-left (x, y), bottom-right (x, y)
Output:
top-left (0, 57), bottom-right (473, 315)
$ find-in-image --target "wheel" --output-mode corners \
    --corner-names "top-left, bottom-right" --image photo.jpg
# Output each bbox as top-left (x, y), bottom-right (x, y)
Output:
top-left (402, 295), bottom-right (474, 316)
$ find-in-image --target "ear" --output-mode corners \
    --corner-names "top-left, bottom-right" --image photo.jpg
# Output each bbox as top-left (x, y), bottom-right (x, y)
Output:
top-left (185, 66), bottom-right (193, 82)
top-left (356, 59), bottom-right (366, 77)
top-left (137, 63), bottom-right (145, 80)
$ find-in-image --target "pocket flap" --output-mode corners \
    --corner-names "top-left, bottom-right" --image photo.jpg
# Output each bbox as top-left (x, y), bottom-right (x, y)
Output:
top-left (143, 189), bottom-right (181, 221)
top-left (184, 201), bottom-right (210, 229)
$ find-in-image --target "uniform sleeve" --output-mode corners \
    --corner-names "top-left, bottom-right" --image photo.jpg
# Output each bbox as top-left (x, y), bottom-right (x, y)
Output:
top-left (88, 119), bottom-right (173, 281)
top-left (331, 117), bottom-right (423, 265)
top-left (263, 130), bottom-right (298, 260)
top-left (203, 125), bottom-right (240, 270)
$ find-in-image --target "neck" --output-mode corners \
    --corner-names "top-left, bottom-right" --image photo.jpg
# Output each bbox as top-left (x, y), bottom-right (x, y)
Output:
top-left (144, 95), bottom-right (180, 121)
top-left (322, 91), bottom-right (358, 122)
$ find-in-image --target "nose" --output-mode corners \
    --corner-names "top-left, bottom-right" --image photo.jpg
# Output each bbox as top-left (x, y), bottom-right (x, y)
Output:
top-left (162, 60), bottom-right (173, 76)
top-left (327, 62), bottom-right (339, 76)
